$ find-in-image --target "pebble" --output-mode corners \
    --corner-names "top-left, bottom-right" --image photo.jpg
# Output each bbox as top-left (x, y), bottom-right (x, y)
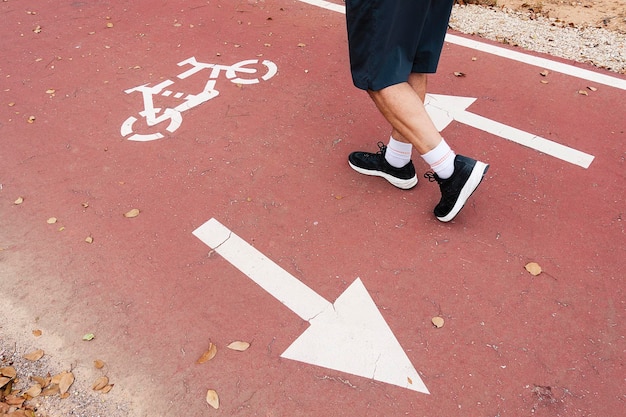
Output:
top-left (450, 4), bottom-right (626, 73)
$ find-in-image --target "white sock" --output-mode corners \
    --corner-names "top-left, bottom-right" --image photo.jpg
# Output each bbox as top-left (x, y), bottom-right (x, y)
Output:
top-left (385, 136), bottom-right (413, 168)
top-left (421, 139), bottom-right (456, 179)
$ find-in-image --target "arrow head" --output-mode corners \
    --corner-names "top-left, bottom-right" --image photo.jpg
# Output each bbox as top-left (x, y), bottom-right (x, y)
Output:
top-left (426, 93), bottom-right (477, 111)
top-left (424, 93), bottom-right (477, 132)
top-left (281, 278), bottom-right (429, 394)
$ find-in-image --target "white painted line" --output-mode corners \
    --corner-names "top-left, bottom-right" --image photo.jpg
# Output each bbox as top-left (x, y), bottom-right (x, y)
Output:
top-left (193, 218), bottom-right (329, 322)
top-left (456, 106), bottom-right (595, 168)
top-left (445, 34), bottom-right (626, 91)
top-left (193, 218), bottom-right (429, 393)
top-left (425, 94), bottom-right (595, 168)
top-left (295, 0), bottom-right (626, 90)
top-left (296, 0), bottom-right (346, 13)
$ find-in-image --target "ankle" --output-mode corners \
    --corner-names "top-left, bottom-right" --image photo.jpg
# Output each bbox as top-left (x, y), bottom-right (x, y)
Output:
top-left (385, 136), bottom-right (413, 168)
top-left (421, 139), bottom-right (456, 179)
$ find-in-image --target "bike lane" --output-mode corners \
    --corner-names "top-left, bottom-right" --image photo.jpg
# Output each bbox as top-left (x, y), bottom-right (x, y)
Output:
top-left (1, 0), bottom-right (624, 416)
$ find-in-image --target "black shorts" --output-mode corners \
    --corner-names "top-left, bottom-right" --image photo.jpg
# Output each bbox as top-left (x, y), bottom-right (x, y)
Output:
top-left (346, 0), bottom-right (454, 91)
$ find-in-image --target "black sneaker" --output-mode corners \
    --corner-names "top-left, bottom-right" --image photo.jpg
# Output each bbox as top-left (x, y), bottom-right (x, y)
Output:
top-left (348, 142), bottom-right (418, 189)
top-left (425, 155), bottom-right (489, 222)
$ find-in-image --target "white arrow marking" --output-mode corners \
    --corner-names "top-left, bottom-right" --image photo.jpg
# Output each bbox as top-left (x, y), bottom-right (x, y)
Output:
top-left (425, 94), bottom-right (595, 168)
top-left (280, 278), bottom-right (427, 393)
top-left (193, 218), bottom-right (429, 394)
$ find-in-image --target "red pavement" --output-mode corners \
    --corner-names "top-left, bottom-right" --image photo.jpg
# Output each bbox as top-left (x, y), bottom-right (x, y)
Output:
top-left (1, 0), bottom-right (624, 416)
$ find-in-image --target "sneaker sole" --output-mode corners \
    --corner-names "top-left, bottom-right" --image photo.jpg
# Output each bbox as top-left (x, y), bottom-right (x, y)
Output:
top-left (437, 162), bottom-right (489, 222)
top-left (348, 162), bottom-right (418, 190)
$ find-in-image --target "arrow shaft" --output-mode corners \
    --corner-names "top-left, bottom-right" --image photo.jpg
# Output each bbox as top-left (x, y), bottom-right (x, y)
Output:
top-left (193, 218), bottom-right (330, 321)
top-left (454, 109), bottom-right (595, 169)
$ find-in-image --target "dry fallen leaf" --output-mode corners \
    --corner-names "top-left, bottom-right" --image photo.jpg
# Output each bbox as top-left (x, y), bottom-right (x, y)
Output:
top-left (46, 89), bottom-right (56, 94)
top-left (578, 89), bottom-right (589, 96)
top-left (431, 317), bottom-right (445, 328)
top-left (453, 71), bottom-right (466, 77)
top-left (227, 341), bottom-right (250, 351)
top-left (51, 373), bottom-right (63, 385)
top-left (14, 197), bottom-right (24, 205)
top-left (92, 376), bottom-right (109, 391)
top-left (41, 385), bottom-right (60, 396)
top-left (297, 42), bottom-right (306, 47)
top-left (206, 389), bottom-right (219, 409)
top-left (32, 329), bottom-right (42, 337)
top-left (46, 217), bottom-right (57, 224)
top-left (0, 367), bottom-right (17, 379)
top-left (58, 371), bottom-right (74, 395)
top-left (100, 384), bottom-right (114, 393)
top-left (83, 333), bottom-right (95, 341)
top-left (587, 86), bottom-right (598, 91)
top-left (3, 394), bottom-right (25, 407)
top-left (540, 70), bottom-right (549, 76)
top-left (124, 208), bottom-right (140, 218)
top-left (525, 262), bottom-right (542, 276)
top-left (0, 376), bottom-right (12, 390)
top-left (85, 236), bottom-right (94, 244)
top-left (106, 22), bottom-right (114, 28)
top-left (94, 359), bottom-right (106, 369)
top-left (197, 343), bottom-right (218, 364)
top-left (24, 383), bottom-right (42, 398)
top-left (33, 25), bottom-right (42, 33)
top-left (27, 115), bottom-right (36, 123)
top-left (23, 349), bottom-right (44, 361)
top-left (31, 376), bottom-right (50, 387)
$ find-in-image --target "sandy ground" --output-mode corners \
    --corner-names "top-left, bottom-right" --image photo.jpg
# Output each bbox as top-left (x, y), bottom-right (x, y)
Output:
top-left (473, 0), bottom-right (626, 33)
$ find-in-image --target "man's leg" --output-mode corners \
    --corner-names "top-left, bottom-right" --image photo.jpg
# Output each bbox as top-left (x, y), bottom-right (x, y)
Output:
top-left (354, 77), bottom-right (489, 222)
top-left (408, 72), bottom-right (427, 101)
top-left (346, 74), bottom-right (452, 190)
top-left (370, 74), bottom-right (439, 155)
top-left (381, 74), bottom-right (458, 182)
top-left (390, 73), bottom-right (427, 145)
top-left (370, 76), bottom-right (458, 180)
top-left (383, 73), bottom-right (433, 169)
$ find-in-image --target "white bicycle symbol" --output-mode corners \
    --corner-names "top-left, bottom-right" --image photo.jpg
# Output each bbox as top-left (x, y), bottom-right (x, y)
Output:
top-left (120, 57), bottom-right (278, 141)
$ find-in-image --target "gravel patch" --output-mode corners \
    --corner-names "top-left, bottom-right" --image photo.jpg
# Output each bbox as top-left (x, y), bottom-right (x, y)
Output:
top-left (0, 338), bottom-right (130, 417)
top-left (450, 4), bottom-right (626, 73)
